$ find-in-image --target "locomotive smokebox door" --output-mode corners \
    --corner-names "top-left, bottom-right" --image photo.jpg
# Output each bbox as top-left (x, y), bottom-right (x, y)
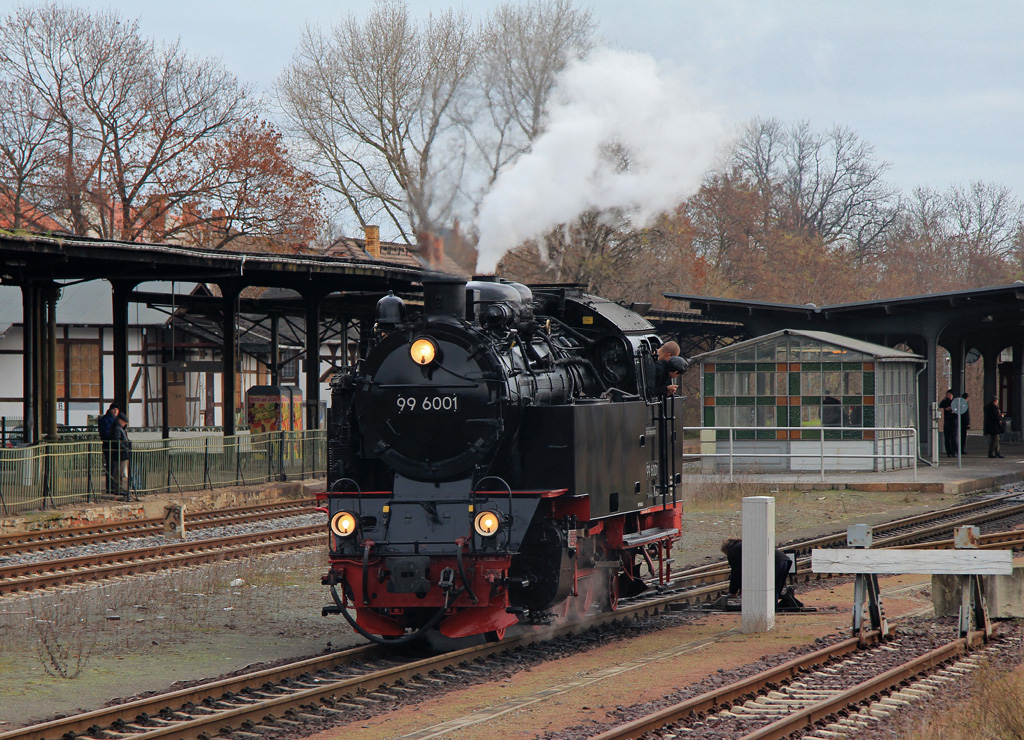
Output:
top-left (385, 556), bottom-right (431, 594)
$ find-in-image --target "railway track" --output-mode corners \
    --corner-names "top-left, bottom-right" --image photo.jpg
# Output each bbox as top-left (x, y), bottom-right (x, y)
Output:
top-left (0, 499), bottom-right (318, 557)
top-left (585, 630), bottom-right (1017, 740)
top-left (0, 524), bottom-right (325, 595)
top-left (0, 596), bottom-right (635, 740)
top-left (1, 491), bottom-right (1022, 739)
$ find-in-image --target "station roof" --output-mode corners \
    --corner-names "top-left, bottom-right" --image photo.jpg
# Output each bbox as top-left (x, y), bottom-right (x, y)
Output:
top-left (694, 329), bottom-right (925, 363)
top-left (665, 283), bottom-right (1024, 353)
top-left (0, 232), bottom-right (439, 294)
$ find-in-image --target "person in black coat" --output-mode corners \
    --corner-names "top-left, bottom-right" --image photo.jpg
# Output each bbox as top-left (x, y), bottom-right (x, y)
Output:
top-left (721, 537), bottom-right (792, 601)
top-left (98, 404), bottom-right (119, 495)
top-left (111, 412), bottom-right (133, 499)
top-left (984, 396), bottom-right (1005, 459)
top-left (939, 390), bottom-right (957, 457)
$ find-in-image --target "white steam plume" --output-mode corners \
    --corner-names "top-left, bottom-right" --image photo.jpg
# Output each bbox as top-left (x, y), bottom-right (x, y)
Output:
top-left (475, 47), bottom-right (729, 273)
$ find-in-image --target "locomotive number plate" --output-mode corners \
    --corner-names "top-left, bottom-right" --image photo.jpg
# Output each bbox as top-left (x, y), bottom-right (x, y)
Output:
top-left (395, 394), bottom-right (459, 412)
top-left (646, 460), bottom-right (659, 478)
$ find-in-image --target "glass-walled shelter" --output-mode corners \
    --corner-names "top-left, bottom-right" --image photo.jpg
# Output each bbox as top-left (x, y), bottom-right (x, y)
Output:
top-left (696, 330), bottom-right (923, 472)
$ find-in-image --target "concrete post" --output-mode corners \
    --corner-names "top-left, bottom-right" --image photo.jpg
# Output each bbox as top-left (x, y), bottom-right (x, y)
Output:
top-left (741, 495), bottom-right (775, 633)
top-left (163, 504), bottom-right (185, 540)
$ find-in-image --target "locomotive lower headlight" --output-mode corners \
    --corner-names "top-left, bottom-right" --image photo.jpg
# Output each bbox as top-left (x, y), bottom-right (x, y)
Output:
top-left (330, 511), bottom-right (358, 537)
top-left (474, 510), bottom-right (504, 537)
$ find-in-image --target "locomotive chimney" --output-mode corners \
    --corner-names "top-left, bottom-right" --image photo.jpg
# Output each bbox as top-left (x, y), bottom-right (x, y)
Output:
top-left (422, 277), bottom-right (466, 319)
top-left (364, 225), bottom-right (380, 259)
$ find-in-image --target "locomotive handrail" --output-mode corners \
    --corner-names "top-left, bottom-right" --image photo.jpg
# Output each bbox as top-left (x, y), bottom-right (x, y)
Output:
top-left (472, 475), bottom-right (514, 551)
top-left (328, 477), bottom-right (365, 519)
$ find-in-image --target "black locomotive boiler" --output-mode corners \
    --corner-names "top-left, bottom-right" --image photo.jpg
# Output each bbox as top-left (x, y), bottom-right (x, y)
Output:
top-left (321, 277), bottom-right (685, 642)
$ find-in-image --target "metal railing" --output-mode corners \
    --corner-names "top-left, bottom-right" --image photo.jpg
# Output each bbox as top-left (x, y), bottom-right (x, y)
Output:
top-left (699, 425), bottom-right (918, 482)
top-left (0, 430), bottom-right (326, 516)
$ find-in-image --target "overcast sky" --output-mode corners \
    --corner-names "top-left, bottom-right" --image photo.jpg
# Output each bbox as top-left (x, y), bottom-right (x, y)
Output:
top-left (33, 0), bottom-right (1024, 198)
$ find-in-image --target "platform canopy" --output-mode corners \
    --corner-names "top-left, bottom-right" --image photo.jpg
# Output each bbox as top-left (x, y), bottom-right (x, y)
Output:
top-left (666, 283), bottom-right (1024, 457)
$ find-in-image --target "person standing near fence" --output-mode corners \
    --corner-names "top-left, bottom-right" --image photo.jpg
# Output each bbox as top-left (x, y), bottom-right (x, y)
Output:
top-left (112, 412), bottom-right (133, 500)
top-left (98, 404), bottom-right (119, 495)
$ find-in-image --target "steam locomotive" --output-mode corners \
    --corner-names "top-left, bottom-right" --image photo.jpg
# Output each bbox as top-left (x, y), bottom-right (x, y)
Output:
top-left (321, 277), bottom-right (685, 643)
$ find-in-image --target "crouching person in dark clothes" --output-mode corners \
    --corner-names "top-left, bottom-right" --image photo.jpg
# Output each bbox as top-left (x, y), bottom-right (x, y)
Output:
top-left (721, 537), bottom-right (801, 608)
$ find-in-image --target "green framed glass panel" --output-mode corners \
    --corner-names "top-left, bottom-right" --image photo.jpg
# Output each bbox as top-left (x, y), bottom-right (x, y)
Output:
top-left (703, 407), bottom-right (715, 427)
top-left (756, 396), bottom-right (774, 406)
top-left (717, 363), bottom-right (736, 372)
top-left (718, 397), bottom-right (735, 406)
top-left (756, 429), bottom-right (775, 440)
top-left (843, 371), bottom-right (863, 395)
top-left (842, 430), bottom-right (861, 440)
top-left (736, 362), bottom-right (755, 371)
top-left (801, 429), bottom-right (821, 440)
top-left (863, 406), bottom-right (875, 426)
top-left (802, 396), bottom-right (821, 405)
top-left (825, 429), bottom-right (843, 441)
top-left (801, 372), bottom-right (823, 395)
top-left (842, 396), bottom-right (860, 405)
top-left (756, 362), bottom-right (775, 371)
top-left (788, 373), bottom-right (800, 395)
top-left (736, 396), bottom-right (756, 406)
top-left (703, 373), bottom-right (715, 396)
top-left (862, 371), bottom-right (875, 394)
top-left (801, 406), bottom-right (822, 426)
top-left (842, 362), bottom-right (862, 371)
top-left (822, 362), bottom-right (842, 371)
top-left (716, 429), bottom-right (730, 440)
top-left (734, 371), bottom-right (754, 395)
top-left (789, 407), bottom-right (800, 426)
top-left (735, 430), bottom-right (756, 440)
top-left (717, 372), bottom-right (735, 395)
top-left (733, 406), bottom-right (755, 427)
top-left (823, 370), bottom-right (842, 396)
top-left (802, 362), bottom-right (822, 372)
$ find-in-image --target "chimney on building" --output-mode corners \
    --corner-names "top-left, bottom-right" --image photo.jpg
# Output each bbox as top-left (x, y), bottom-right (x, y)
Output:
top-left (364, 225), bottom-right (380, 259)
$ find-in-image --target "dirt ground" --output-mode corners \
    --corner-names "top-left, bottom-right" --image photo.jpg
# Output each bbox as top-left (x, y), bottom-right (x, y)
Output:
top-left (0, 486), bottom-right (971, 730)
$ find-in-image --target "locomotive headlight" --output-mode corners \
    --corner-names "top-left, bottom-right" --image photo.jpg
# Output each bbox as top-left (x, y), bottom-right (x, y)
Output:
top-left (474, 510), bottom-right (505, 537)
top-left (410, 337), bottom-right (437, 365)
top-left (330, 511), bottom-right (358, 538)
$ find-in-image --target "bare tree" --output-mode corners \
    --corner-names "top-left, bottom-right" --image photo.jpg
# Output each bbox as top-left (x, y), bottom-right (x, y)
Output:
top-left (0, 75), bottom-right (60, 229)
top-left (469, 0), bottom-right (595, 188)
top-left (0, 3), bottom-right (319, 249)
top-left (279, 0), bottom-right (476, 241)
top-left (734, 118), bottom-right (900, 259)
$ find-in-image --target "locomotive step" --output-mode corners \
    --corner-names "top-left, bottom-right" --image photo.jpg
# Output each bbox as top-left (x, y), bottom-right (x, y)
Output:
top-left (622, 526), bottom-right (680, 547)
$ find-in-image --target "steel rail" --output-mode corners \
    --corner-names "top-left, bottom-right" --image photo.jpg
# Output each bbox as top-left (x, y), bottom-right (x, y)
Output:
top-left (0, 499), bottom-right (318, 556)
top-left (584, 632), bottom-right (884, 740)
top-left (736, 638), bottom-right (969, 740)
top-left (0, 594), bottom-right (640, 740)
top-left (0, 525), bottom-right (325, 595)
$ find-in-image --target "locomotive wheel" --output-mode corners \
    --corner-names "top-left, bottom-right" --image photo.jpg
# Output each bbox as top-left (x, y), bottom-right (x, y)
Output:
top-left (485, 627), bottom-right (506, 642)
top-left (606, 572), bottom-right (619, 611)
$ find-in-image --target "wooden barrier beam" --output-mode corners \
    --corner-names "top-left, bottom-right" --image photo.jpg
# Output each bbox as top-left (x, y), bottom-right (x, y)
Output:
top-left (812, 549), bottom-right (1012, 576)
